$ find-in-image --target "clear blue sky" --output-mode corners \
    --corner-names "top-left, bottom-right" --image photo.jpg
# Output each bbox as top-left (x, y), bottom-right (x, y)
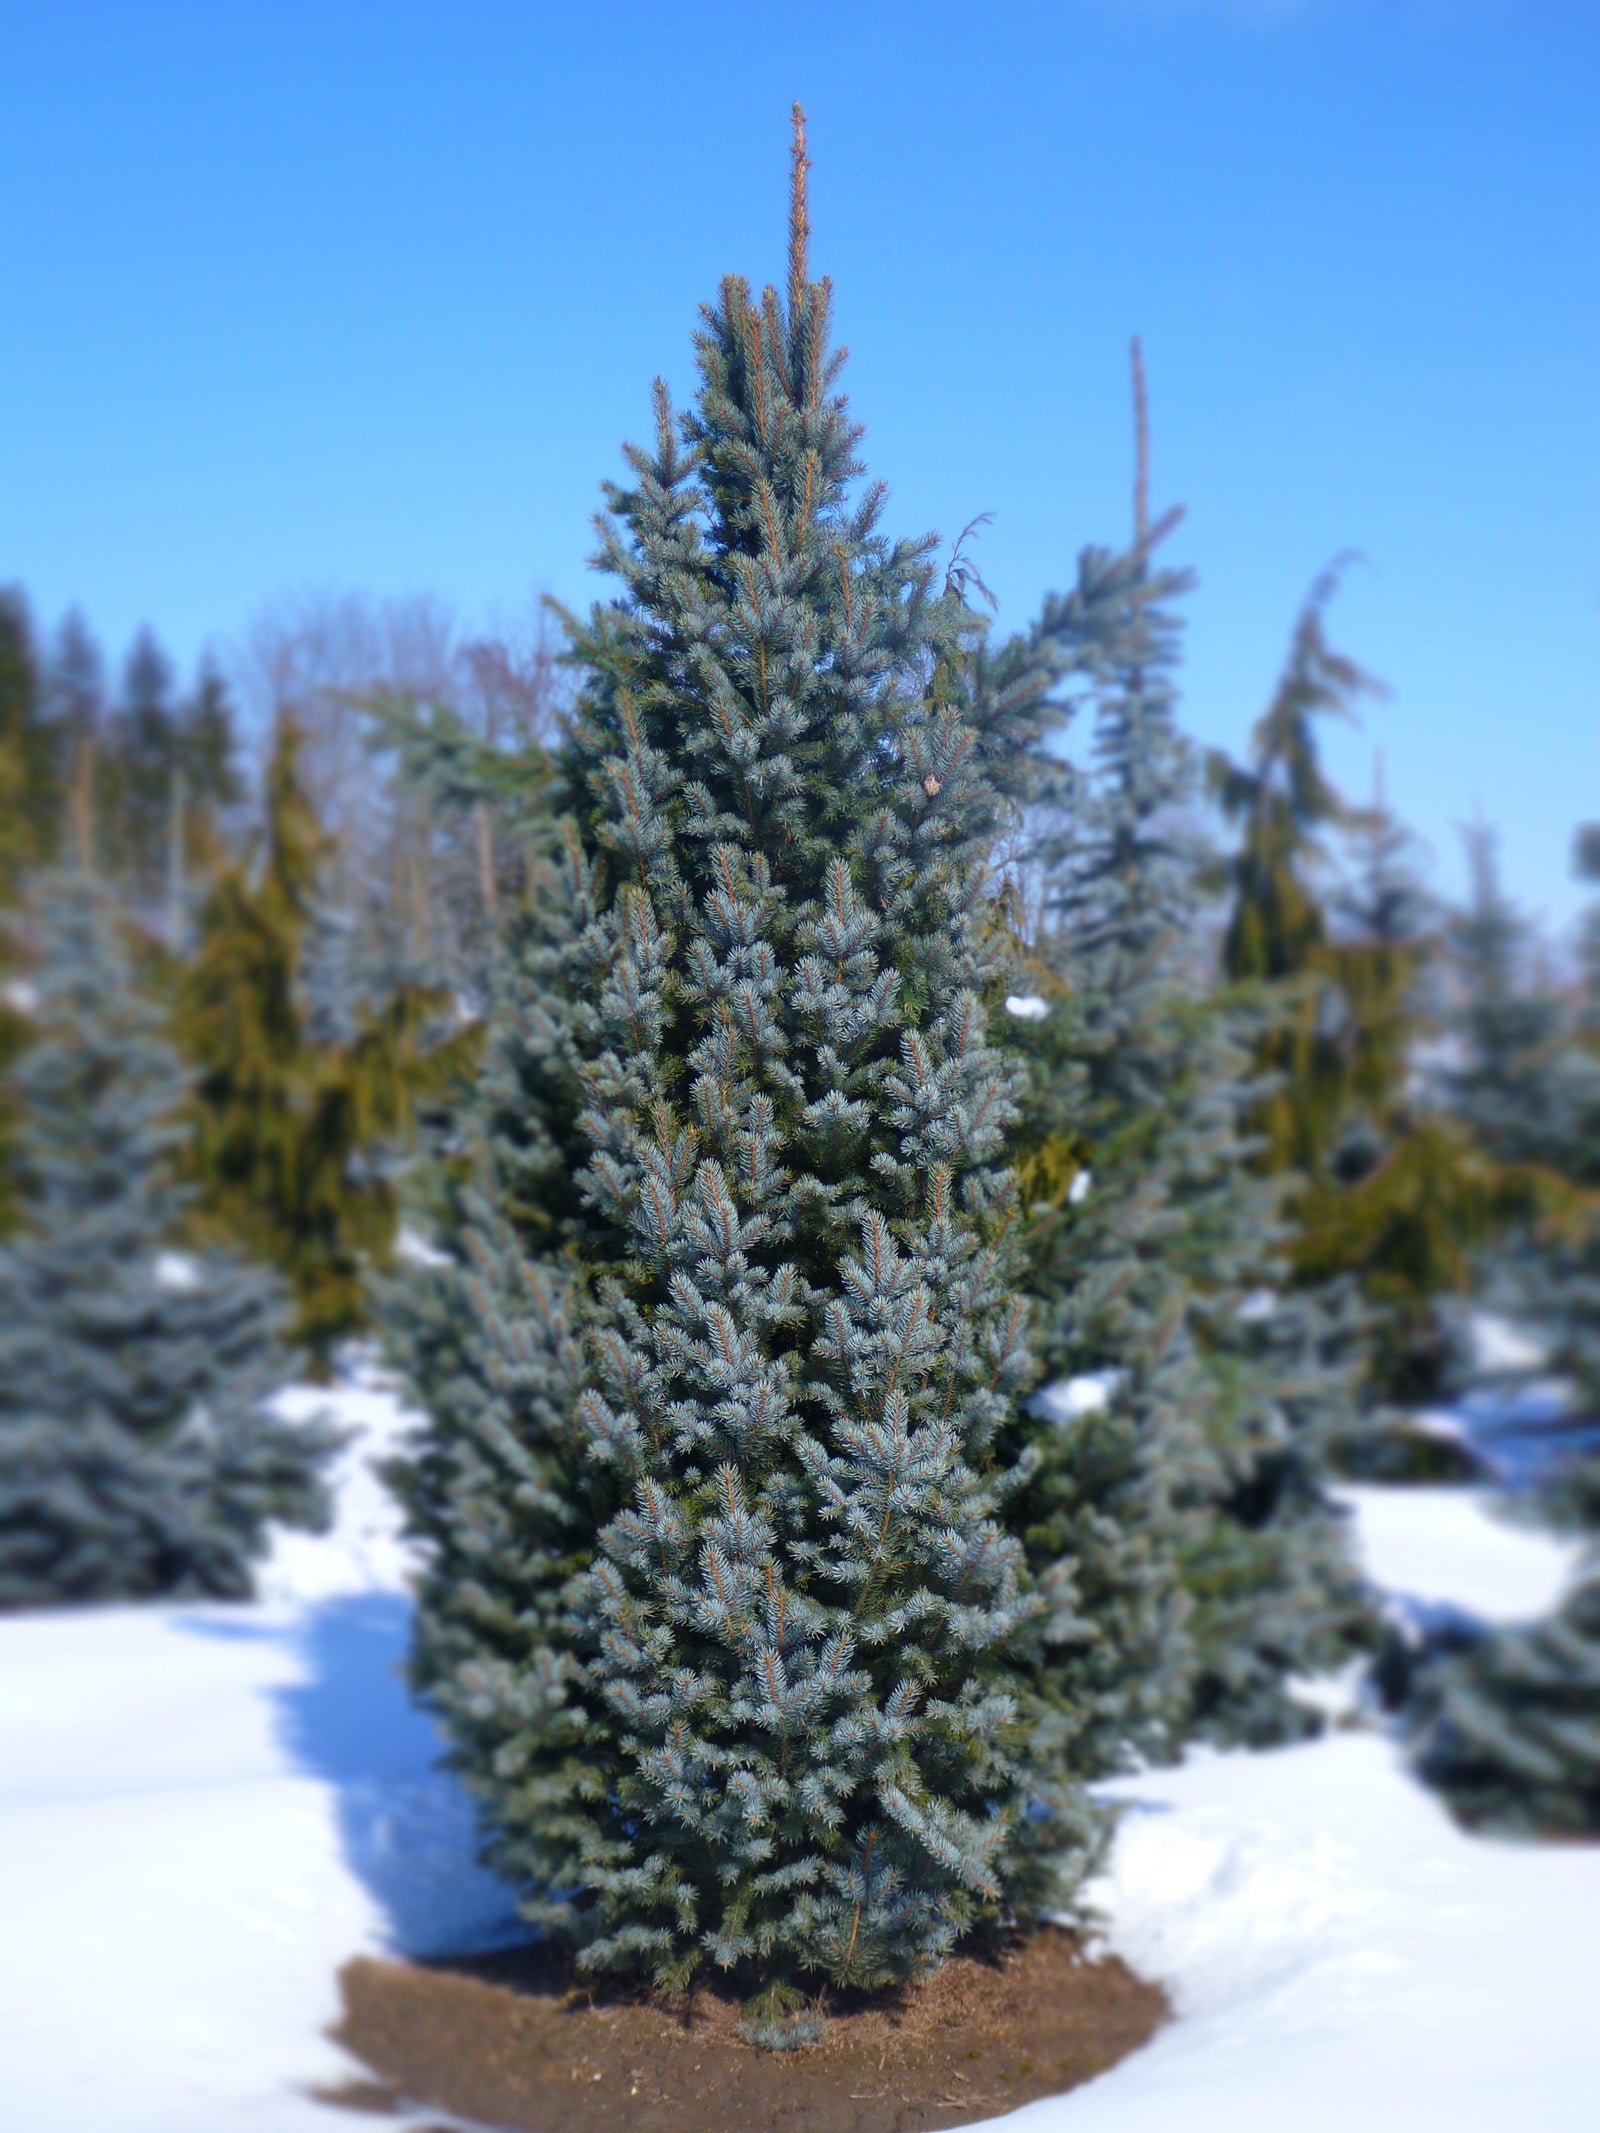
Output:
top-left (3, 0), bottom-right (1596, 933)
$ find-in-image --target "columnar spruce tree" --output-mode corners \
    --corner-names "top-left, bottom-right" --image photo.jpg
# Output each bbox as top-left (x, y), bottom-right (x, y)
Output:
top-left (390, 114), bottom-right (1082, 2017)
top-left (1010, 471), bottom-right (1369, 1754)
top-left (1003, 468), bottom-right (1209, 1773)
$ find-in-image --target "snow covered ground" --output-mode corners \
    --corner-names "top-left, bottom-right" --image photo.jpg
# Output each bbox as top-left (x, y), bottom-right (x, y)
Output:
top-left (1335, 1480), bottom-right (1586, 1624)
top-left (0, 1356), bottom-right (522, 2133)
top-left (2, 1362), bottom-right (1596, 2132)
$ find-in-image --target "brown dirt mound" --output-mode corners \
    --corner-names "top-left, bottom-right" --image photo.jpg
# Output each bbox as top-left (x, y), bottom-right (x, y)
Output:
top-left (322, 1926), bottom-right (1167, 2133)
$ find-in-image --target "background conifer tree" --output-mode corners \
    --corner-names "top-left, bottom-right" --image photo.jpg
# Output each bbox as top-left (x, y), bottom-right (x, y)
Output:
top-left (1408, 1344), bottom-right (1600, 1834)
top-left (99, 627), bottom-right (181, 905)
top-left (1211, 569), bottom-right (1520, 1431)
top-left (1424, 823), bottom-right (1591, 1427)
top-left (41, 608), bottom-right (106, 775)
top-left (1212, 560), bottom-right (1385, 1182)
top-left (999, 383), bottom-right (1208, 1773)
top-left (1293, 785), bottom-right (1530, 1416)
top-left (1444, 822), bottom-right (1576, 1173)
top-left (95, 628), bottom-right (245, 929)
top-left (1010, 417), bottom-right (1369, 1753)
top-left (1409, 1566), bottom-right (1600, 1837)
top-left (1404, 820), bottom-right (1600, 1832)
top-left (388, 113), bottom-right (1085, 2019)
top-left (178, 717), bottom-right (468, 1364)
top-left (0, 863), bottom-right (334, 1606)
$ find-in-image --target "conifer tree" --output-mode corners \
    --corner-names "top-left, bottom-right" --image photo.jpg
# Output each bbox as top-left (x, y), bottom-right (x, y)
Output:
top-left (1405, 823), bottom-right (1600, 1830)
top-left (387, 113), bottom-right (1084, 2019)
top-left (1001, 432), bottom-right (1209, 1771)
top-left (1409, 1570), bottom-right (1600, 1836)
top-left (1409, 1345), bottom-right (1600, 1832)
top-left (178, 718), bottom-right (468, 1364)
top-left (41, 608), bottom-right (106, 772)
top-left (1212, 571), bottom-right (1522, 1424)
top-left (99, 627), bottom-right (181, 904)
top-left (0, 864), bottom-right (334, 1606)
top-left (1296, 787), bottom-right (1527, 1408)
top-left (1422, 825), bottom-right (1589, 1424)
top-left (97, 629), bottom-right (244, 922)
top-left (1213, 560), bottom-right (1386, 1179)
top-left (1444, 822), bottom-right (1575, 1174)
top-left (1009, 416), bottom-right (1369, 1753)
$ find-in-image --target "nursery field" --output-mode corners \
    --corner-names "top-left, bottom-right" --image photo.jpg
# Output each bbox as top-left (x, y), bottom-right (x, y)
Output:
top-left (2, 1358), bottom-right (1594, 2133)
top-left (5, 19), bottom-right (1598, 2133)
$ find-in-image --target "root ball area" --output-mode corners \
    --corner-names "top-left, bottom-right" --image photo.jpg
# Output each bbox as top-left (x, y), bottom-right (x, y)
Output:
top-left (323, 1926), bottom-right (1166, 2133)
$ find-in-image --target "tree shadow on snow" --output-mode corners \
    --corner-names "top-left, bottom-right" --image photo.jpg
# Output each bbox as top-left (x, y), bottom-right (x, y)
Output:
top-left (265, 1592), bottom-right (529, 1959)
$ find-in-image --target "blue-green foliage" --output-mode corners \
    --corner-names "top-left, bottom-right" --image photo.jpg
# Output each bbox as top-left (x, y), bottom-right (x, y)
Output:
top-left (1444, 823), bottom-right (1590, 1175)
top-left (1186, 1271), bottom-right (1375, 1744)
top-left (1010, 532), bottom-right (1370, 1755)
top-left (0, 868), bottom-right (335, 1606)
top-left (1006, 535), bottom-right (1207, 1771)
top-left (388, 195), bottom-right (1090, 1997)
top-left (1407, 853), bottom-right (1600, 1834)
top-left (1409, 1530), bottom-right (1600, 1835)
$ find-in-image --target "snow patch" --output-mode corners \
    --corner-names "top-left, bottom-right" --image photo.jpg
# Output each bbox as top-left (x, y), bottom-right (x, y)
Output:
top-left (1337, 1483), bottom-right (1584, 1625)
top-left (395, 1225), bottom-right (453, 1270)
top-left (1033, 1370), bottom-right (1123, 1423)
top-left (1465, 1309), bottom-right (1548, 1376)
top-left (1005, 993), bottom-right (1050, 1020)
top-left (2, 977), bottom-right (39, 1015)
top-left (1398, 1406), bottom-right (1477, 1450)
top-left (152, 1250), bottom-right (201, 1291)
top-left (1284, 1658), bottom-right (1368, 1724)
top-left (257, 1353), bottom-right (422, 1604)
top-left (1069, 1733), bottom-right (1600, 2132)
top-left (1069, 1168), bottom-right (1092, 1205)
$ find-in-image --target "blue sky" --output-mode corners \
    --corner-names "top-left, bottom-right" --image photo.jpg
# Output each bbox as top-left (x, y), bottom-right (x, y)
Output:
top-left (3, 0), bottom-right (1596, 933)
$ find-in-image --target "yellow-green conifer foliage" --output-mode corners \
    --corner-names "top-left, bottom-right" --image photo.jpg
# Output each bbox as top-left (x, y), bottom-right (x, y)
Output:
top-left (1216, 568), bottom-right (1530, 1399)
top-left (177, 718), bottom-right (471, 1365)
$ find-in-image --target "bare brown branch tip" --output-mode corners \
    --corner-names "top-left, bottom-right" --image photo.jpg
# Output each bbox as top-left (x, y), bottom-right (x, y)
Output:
top-left (788, 101), bottom-right (812, 321)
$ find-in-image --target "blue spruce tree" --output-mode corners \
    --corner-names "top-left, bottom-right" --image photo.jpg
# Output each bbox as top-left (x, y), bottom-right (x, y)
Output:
top-left (1009, 357), bottom-right (1369, 1754)
top-left (0, 864), bottom-right (335, 1607)
top-left (1003, 466), bottom-right (1210, 1774)
top-left (1011, 393), bottom-right (1373, 1755)
top-left (387, 112), bottom-right (1087, 2024)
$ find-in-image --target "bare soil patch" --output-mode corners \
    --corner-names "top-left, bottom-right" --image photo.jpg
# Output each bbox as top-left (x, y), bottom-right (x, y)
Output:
top-left (321, 1926), bottom-right (1166, 2133)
